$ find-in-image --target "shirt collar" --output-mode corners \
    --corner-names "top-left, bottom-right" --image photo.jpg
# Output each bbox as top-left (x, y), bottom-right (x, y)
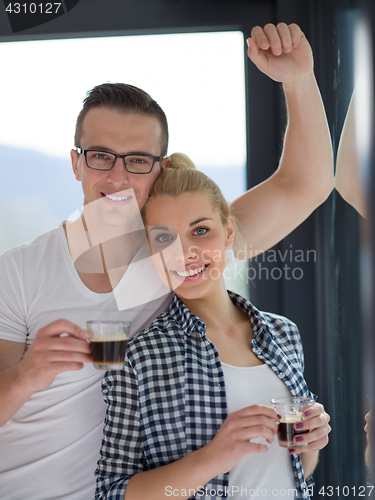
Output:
top-left (168, 291), bottom-right (274, 340)
top-left (227, 290), bottom-right (274, 339)
top-left (168, 294), bottom-right (207, 338)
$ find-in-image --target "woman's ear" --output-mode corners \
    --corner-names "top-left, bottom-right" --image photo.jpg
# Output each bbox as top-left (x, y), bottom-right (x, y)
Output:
top-left (225, 216), bottom-right (236, 247)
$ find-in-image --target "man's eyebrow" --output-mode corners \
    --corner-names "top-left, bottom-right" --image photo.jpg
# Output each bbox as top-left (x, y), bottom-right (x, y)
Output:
top-left (189, 218), bottom-right (212, 226)
top-left (87, 147), bottom-right (152, 156)
top-left (87, 146), bottom-right (113, 152)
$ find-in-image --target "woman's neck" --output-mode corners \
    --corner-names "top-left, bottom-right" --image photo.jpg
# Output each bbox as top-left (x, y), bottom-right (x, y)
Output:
top-left (179, 280), bottom-right (262, 367)
top-left (178, 280), bottom-right (240, 332)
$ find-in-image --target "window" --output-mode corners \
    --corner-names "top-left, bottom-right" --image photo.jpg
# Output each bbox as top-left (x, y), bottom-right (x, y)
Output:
top-left (0, 32), bottom-right (247, 295)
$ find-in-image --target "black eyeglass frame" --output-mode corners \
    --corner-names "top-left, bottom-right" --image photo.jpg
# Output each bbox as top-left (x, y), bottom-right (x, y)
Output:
top-left (76, 148), bottom-right (163, 174)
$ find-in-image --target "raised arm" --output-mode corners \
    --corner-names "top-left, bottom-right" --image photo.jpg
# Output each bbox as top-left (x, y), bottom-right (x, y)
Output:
top-left (231, 23), bottom-right (334, 259)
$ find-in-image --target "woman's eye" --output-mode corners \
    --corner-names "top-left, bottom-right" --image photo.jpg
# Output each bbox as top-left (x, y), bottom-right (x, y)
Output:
top-left (194, 227), bottom-right (209, 236)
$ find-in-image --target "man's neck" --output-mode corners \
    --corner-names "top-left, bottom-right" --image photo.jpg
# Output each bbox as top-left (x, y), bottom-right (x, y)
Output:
top-left (63, 218), bottom-right (146, 293)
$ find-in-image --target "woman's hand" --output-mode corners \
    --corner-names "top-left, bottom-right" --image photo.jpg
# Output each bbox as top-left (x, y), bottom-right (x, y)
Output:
top-left (365, 410), bottom-right (372, 471)
top-left (202, 404), bottom-right (279, 477)
top-left (247, 23), bottom-right (313, 85)
top-left (288, 402), bottom-right (331, 454)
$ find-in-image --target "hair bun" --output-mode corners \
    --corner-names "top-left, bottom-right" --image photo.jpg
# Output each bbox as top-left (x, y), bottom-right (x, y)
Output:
top-left (168, 152), bottom-right (196, 170)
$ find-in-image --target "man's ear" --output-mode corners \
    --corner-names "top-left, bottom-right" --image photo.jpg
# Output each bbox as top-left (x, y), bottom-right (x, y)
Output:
top-left (225, 216), bottom-right (236, 248)
top-left (70, 149), bottom-right (81, 181)
top-left (160, 156), bottom-right (171, 175)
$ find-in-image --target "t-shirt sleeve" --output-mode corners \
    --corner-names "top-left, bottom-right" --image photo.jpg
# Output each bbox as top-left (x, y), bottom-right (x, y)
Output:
top-left (0, 251), bottom-right (28, 343)
top-left (95, 353), bottom-right (144, 499)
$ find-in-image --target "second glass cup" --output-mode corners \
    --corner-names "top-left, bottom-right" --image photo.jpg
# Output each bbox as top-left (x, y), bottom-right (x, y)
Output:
top-left (271, 396), bottom-right (316, 448)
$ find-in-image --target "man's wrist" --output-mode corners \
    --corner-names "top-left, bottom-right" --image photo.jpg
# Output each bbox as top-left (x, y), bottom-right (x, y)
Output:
top-left (14, 359), bottom-right (38, 396)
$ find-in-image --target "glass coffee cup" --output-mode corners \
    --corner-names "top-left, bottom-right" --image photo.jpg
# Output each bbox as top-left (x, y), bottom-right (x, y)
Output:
top-left (87, 320), bottom-right (130, 370)
top-left (271, 396), bottom-right (316, 448)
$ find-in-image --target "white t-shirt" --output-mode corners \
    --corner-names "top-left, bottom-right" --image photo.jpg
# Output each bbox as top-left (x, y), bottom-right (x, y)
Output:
top-left (0, 223), bottom-right (172, 500)
top-left (222, 362), bottom-right (297, 499)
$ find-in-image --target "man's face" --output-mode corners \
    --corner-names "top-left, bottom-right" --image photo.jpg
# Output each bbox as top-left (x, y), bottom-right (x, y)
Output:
top-left (71, 107), bottom-right (169, 227)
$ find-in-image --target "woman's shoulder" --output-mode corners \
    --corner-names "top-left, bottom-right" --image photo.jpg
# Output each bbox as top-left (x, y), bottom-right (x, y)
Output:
top-left (260, 310), bottom-right (299, 332)
top-left (228, 290), bottom-right (298, 330)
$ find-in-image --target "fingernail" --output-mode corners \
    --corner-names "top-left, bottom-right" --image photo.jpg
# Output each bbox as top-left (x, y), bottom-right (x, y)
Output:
top-left (246, 38), bottom-right (250, 47)
top-left (295, 423), bottom-right (304, 430)
top-left (304, 411), bottom-right (311, 417)
top-left (288, 449), bottom-right (296, 454)
top-left (277, 414), bottom-right (282, 420)
top-left (294, 436), bottom-right (304, 442)
top-left (261, 41), bottom-right (268, 49)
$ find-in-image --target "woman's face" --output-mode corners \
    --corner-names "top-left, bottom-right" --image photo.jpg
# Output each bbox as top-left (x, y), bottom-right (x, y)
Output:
top-left (145, 191), bottom-right (235, 301)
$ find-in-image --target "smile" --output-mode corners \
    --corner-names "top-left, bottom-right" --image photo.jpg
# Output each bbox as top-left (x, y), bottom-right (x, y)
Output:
top-left (174, 264), bottom-right (208, 278)
top-left (105, 194), bottom-right (131, 201)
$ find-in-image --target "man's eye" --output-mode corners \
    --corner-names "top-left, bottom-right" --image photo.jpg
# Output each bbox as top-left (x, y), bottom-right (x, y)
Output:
top-left (128, 156), bottom-right (149, 164)
top-left (194, 227), bottom-right (209, 236)
top-left (155, 234), bottom-right (172, 243)
top-left (95, 154), bottom-right (108, 160)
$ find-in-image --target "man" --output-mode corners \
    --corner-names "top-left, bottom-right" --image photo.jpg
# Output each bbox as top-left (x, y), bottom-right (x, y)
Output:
top-left (0, 24), bottom-right (333, 499)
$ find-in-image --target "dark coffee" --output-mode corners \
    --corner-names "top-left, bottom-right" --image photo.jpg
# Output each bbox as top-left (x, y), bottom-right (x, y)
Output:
top-left (278, 416), bottom-right (308, 447)
top-left (90, 339), bottom-right (127, 366)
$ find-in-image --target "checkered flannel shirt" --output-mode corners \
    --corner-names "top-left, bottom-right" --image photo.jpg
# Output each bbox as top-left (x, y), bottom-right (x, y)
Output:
top-left (95, 291), bottom-right (315, 499)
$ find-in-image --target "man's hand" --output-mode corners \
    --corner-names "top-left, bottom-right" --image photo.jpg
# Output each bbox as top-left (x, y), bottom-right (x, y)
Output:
top-left (0, 319), bottom-right (93, 427)
top-left (19, 319), bottom-right (92, 392)
top-left (247, 23), bottom-right (313, 84)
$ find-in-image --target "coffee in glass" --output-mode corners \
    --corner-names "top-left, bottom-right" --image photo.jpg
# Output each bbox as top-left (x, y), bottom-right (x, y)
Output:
top-left (87, 320), bottom-right (130, 370)
top-left (271, 396), bottom-right (316, 448)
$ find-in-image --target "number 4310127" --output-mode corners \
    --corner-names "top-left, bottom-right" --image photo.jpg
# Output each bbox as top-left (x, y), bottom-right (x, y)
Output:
top-left (5, 3), bottom-right (62, 14)
top-left (318, 485), bottom-right (374, 496)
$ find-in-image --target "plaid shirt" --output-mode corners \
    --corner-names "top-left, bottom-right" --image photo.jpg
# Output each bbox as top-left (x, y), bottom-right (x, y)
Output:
top-left (96, 291), bottom-right (315, 499)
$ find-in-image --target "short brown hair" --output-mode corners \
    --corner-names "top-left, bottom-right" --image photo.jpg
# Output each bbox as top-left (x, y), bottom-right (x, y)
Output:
top-left (74, 83), bottom-right (169, 156)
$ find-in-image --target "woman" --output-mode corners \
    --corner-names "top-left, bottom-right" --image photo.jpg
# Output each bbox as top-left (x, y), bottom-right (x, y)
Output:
top-left (95, 153), bottom-right (331, 499)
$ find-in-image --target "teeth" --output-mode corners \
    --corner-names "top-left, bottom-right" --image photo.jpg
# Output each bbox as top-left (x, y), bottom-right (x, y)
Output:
top-left (175, 265), bottom-right (206, 277)
top-left (106, 194), bottom-right (130, 201)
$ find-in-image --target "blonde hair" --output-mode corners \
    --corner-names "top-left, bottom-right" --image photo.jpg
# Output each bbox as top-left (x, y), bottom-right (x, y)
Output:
top-left (143, 153), bottom-right (230, 225)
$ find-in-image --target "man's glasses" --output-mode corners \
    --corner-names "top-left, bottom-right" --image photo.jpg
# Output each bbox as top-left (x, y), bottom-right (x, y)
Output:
top-left (76, 148), bottom-right (163, 174)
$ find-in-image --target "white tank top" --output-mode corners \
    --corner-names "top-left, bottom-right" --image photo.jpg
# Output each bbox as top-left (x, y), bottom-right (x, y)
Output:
top-left (221, 362), bottom-right (297, 499)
